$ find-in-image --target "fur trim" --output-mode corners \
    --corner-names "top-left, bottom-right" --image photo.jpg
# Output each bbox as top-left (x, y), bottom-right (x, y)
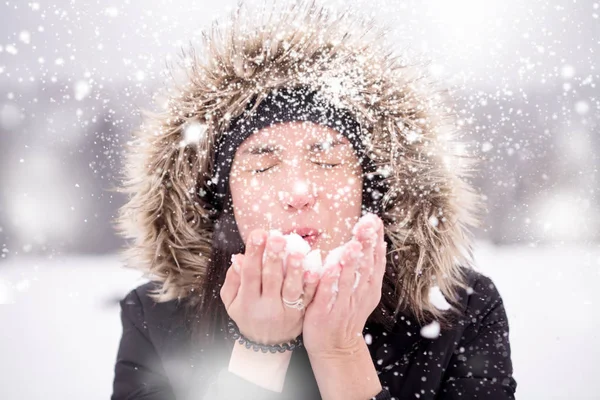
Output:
top-left (115, 0), bottom-right (485, 326)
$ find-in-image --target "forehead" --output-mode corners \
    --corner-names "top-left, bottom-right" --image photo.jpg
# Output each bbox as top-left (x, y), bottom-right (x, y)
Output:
top-left (238, 121), bottom-right (345, 147)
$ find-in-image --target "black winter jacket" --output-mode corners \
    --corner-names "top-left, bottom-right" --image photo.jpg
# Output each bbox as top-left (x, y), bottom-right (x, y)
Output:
top-left (111, 267), bottom-right (517, 400)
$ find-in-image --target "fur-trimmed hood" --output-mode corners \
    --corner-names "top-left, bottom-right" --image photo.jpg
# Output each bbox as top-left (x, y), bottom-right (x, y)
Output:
top-left (116, 1), bottom-right (485, 327)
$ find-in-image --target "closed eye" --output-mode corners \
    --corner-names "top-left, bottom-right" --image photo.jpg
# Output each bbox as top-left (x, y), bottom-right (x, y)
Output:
top-left (314, 162), bottom-right (340, 169)
top-left (252, 162), bottom-right (340, 173)
top-left (253, 165), bottom-right (275, 173)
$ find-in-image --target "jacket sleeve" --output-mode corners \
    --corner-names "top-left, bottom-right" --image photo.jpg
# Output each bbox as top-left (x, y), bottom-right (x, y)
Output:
top-left (111, 289), bottom-right (176, 400)
top-left (438, 275), bottom-right (517, 399)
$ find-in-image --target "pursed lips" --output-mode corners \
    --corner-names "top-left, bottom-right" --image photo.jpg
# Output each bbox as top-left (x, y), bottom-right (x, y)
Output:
top-left (282, 227), bottom-right (322, 246)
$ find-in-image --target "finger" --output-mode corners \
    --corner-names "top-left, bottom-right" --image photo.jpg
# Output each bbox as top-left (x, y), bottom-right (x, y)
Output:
top-left (239, 229), bottom-right (267, 300)
top-left (336, 240), bottom-right (362, 308)
top-left (220, 255), bottom-right (243, 310)
top-left (262, 234), bottom-right (286, 298)
top-left (353, 220), bottom-right (376, 300)
top-left (370, 216), bottom-right (386, 288)
top-left (312, 264), bottom-right (342, 314)
top-left (302, 270), bottom-right (320, 307)
top-left (281, 252), bottom-right (306, 305)
top-left (232, 253), bottom-right (245, 274)
top-left (352, 213), bottom-right (379, 247)
top-left (371, 236), bottom-right (387, 294)
top-left (371, 215), bottom-right (384, 268)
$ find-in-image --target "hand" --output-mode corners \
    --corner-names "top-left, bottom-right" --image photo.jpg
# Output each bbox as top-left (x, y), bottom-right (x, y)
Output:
top-left (220, 229), bottom-right (320, 345)
top-left (302, 214), bottom-right (387, 356)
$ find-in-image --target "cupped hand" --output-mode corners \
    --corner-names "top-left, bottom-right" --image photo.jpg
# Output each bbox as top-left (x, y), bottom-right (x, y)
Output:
top-left (301, 214), bottom-right (387, 356)
top-left (220, 229), bottom-right (319, 345)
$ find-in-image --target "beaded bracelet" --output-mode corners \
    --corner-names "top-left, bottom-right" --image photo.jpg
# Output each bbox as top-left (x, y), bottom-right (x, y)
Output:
top-left (226, 319), bottom-right (303, 353)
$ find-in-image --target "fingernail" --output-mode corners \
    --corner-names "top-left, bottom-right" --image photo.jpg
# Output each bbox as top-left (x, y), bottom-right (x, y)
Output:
top-left (267, 236), bottom-right (286, 253)
top-left (231, 254), bottom-right (241, 273)
top-left (252, 231), bottom-right (265, 246)
top-left (289, 253), bottom-right (302, 268)
top-left (363, 227), bottom-right (376, 238)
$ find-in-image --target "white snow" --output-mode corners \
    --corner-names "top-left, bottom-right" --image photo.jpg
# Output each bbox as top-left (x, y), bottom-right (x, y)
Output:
top-left (322, 216), bottom-right (379, 290)
top-left (560, 65), bottom-right (576, 79)
top-left (352, 270), bottom-right (362, 291)
top-left (302, 249), bottom-right (323, 275)
top-left (5, 45), bottom-right (17, 55)
top-left (74, 80), bottom-right (91, 101)
top-left (322, 245), bottom-right (344, 271)
top-left (420, 320), bottom-right (441, 339)
top-left (19, 31), bottom-right (31, 45)
top-left (0, 277), bottom-right (16, 304)
top-left (428, 285), bottom-right (451, 311)
top-left (575, 100), bottom-right (590, 115)
top-left (262, 230), bottom-right (311, 273)
top-left (0, 246), bottom-right (599, 400)
top-left (428, 215), bottom-right (439, 228)
top-left (284, 232), bottom-right (311, 257)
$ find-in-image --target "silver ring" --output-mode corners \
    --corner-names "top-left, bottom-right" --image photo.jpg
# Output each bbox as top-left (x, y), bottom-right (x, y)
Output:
top-left (282, 296), bottom-right (305, 310)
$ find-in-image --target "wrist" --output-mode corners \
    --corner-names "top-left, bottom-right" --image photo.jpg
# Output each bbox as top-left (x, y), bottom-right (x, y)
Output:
top-left (308, 341), bottom-right (382, 400)
top-left (306, 337), bottom-right (366, 360)
top-left (228, 341), bottom-right (293, 392)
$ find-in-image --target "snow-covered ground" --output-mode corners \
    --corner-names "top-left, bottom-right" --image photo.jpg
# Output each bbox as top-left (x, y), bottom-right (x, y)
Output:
top-left (0, 242), bottom-right (598, 400)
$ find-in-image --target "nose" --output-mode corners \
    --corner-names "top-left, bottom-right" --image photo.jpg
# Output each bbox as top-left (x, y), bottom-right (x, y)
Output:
top-left (279, 180), bottom-right (317, 211)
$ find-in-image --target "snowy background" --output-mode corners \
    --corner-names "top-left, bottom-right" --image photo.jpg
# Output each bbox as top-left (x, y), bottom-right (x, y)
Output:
top-left (1, 0), bottom-right (599, 399)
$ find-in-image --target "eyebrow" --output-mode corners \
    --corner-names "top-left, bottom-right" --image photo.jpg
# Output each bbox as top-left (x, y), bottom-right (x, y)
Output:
top-left (308, 139), bottom-right (345, 152)
top-left (240, 144), bottom-right (281, 155)
top-left (241, 139), bottom-right (346, 155)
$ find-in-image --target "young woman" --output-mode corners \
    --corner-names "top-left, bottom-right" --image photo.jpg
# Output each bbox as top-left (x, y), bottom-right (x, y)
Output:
top-left (111, 2), bottom-right (517, 399)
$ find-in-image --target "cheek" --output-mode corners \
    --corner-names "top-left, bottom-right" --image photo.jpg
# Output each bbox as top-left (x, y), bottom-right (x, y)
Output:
top-left (320, 173), bottom-right (363, 244)
top-left (230, 175), bottom-right (279, 240)
top-left (320, 172), bottom-right (362, 206)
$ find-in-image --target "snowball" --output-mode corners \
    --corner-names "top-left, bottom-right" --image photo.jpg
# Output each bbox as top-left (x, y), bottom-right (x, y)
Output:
top-left (420, 321), bottom-right (441, 339)
top-left (284, 233), bottom-right (311, 256)
top-left (429, 286), bottom-right (451, 311)
top-left (303, 249), bottom-right (323, 275)
top-left (323, 245), bottom-right (344, 270)
top-left (263, 230), bottom-right (311, 274)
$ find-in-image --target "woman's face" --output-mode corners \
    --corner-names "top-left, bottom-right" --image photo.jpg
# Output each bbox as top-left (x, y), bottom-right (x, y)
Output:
top-left (229, 121), bottom-right (363, 257)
